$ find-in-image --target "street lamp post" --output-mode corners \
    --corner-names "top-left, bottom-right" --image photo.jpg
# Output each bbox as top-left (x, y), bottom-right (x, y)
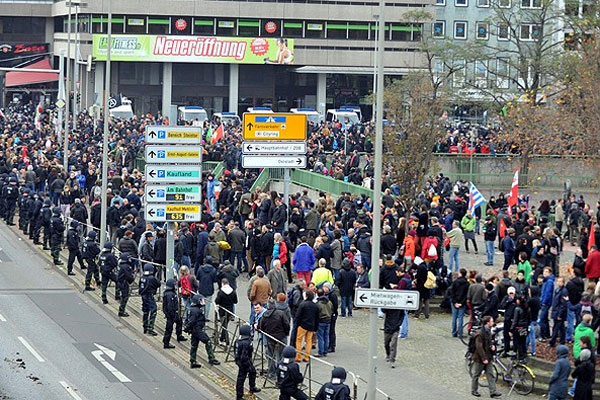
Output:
top-left (99, 4), bottom-right (112, 248)
top-left (63, 0), bottom-right (72, 173)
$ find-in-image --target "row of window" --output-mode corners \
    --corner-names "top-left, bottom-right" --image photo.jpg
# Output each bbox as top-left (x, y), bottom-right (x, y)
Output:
top-left (434, 59), bottom-right (512, 89)
top-left (433, 21), bottom-right (541, 41)
top-left (59, 15), bottom-right (422, 42)
top-left (435, 0), bottom-right (540, 8)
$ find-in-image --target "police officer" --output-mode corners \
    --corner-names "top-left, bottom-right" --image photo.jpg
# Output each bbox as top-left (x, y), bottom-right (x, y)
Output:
top-left (66, 220), bottom-right (85, 274)
top-left (29, 193), bottom-right (43, 244)
top-left (0, 175), bottom-right (8, 220)
top-left (117, 252), bottom-right (135, 317)
top-left (314, 367), bottom-right (351, 400)
top-left (99, 242), bottom-right (119, 304)
top-left (184, 294), bottom-right (221, 369)
top-left (162, 278), bottom-right (187, 349)
top-left (17, 187), bottom-right (30, 232)
top-left (82, 231), bottom-right (100, 291)
top-left (50, 207), bottom-right (65, 266)
top-left (40, 199), bottom-right (52, 250)
top-left (4, 177), bottom-right (19, 225)
top-left (234, 324), bottom-right (261, 400)
top-left (139, 263), bottom-right (161, 335)
top-left (277, 346), bottom-right (307, 400)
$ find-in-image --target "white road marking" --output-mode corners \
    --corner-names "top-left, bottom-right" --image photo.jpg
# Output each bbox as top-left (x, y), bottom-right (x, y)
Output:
top-left (17, 336), bottom-right (45, 362)
top-left (91, 349), bottom-right (131, 383)
top-left (59, 381), bottom-right (84, 400)
top-left (0, 312), bottom-right (6, 322)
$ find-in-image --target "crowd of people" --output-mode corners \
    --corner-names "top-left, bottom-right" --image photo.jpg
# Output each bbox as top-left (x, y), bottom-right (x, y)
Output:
top-left (1, 100), bottom-right (599, 399)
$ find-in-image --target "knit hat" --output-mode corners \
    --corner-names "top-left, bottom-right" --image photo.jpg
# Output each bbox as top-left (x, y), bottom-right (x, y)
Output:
top-left (580, 349), bottom-right (592, 361)
top-left (408, 230), bottom-right (416, 237)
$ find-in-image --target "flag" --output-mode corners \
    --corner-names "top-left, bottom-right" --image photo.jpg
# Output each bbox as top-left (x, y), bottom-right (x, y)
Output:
top-left (211, 123), bottom-right (224, 145)
top-left (588, 222), bottom-right (595, 251)
top-left (499, 218), bottom-right (507, 239)
top-left (205, 126), bottom-right (212, 143)
top-left (468, 182), bottom-right (486, 216)
top-left (34, 101), bottom-right (43, 130)
top-left (507, 168), bottom-right (519, 216)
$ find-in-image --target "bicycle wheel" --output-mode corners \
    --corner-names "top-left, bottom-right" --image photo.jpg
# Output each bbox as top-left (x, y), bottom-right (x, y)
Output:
top-left (461, 322), bottom-right (475, 345)
top-left (469, 361), bottom-right (498, 388)
top-left (510, 364), bottom-right (535, 395)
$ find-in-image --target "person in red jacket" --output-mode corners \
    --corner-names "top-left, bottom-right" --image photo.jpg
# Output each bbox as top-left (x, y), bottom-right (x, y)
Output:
top-left (421, 235), bottom-right (439, 263)
top-left (585, 245), bottom-right (600, 282)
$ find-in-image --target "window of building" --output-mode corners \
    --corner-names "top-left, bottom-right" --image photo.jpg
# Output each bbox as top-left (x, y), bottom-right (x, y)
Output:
top-left (496, 58), bottom-right (510, 88)
top-left (283, 21), bottom-right (303, 38)
top-left (238, 19), bottom-right (259, 37)
top-left (498, 24), bottom-right (510, 40)
top-left (217, 20), bottom-right (235, 36)
top-left (261, 20), bottom-right (281, 37)
top-left (474, 61), bottom-right (488, 87)
top-left (91, 15), bottom-right (125, 34)
top-left (172, 17), bottom-right (192, 35)
top-left (77, 15), bottom-right (90, 34)
top-left (305, 21), bottom-right (324, 38)
top-left (194, 18), bottom-right (214, 35)
top-left (476, 22), bottom-right (489, 39)
top-left (433, 21), bottom-right (445, 38)
top-left (565, 0), bottom-right (580, 16)
top-left (521, 0), bottom-right (542, 8)
top-left (477, 0), bottom-right (490, 7)
top-left (348, 23), bottom-right (369, 40)
top-left (126, 16), bottom-right (146, 34)
top-left (520, 23), bottom-right (541, 40)
top-left (148, 17), bottom-right (170, 34)
top-left (436, 0), bottom-right (446, 6)
top-left (454, 21), bottom-right (467, 39)
top-left (452, 60), bottom-right (466, 88)
top-left (499, 0), bottom-right (511, 7)
top-left (455, 0), bottom-right (468, 7)
top-left (369, 23), bottom-right (389, 40)
top-left (327, 22), bottom-right (348, 39)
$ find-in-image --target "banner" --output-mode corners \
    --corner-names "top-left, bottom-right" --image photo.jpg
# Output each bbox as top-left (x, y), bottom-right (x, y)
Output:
top-left (92, 34), bottom-right (294, 65)
top-left (0, 43), bottom-right (49, 60)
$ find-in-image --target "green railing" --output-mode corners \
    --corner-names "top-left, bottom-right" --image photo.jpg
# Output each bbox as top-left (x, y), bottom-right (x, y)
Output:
top-left (211, 162), bottom-right (225, 179)
top-left (444, 172), bottom-right (599, 190)
top-left (250, 168), bottom-right (271, 192)
top-left (289, 169), bottom-right (374, 197)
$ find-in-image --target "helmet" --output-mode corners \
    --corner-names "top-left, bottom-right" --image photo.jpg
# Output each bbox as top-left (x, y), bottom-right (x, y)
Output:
top-left (191, 294), bottom-right (204, 306)
top-left (43, 199), bottom-right (51, 206)
top-left (52, 207), bottom-right (62, 215)
top-left (9, 177), bottom-right (16, 183)
top-left (70, 220), bottom-right (79, 228)
top-left (282, 346), bottom-right (297, 359)
top-left (119, 252), bottom-right (131, 263)
top-left (23, 188), bottom-right (30, 195)
top-left (103, 242), bottom-right (113, 250)
top-left (331, 367), bottom-right (347, 381)
top-left (143, 263), bottom-right (154, 275)
top-left (87, 231), bottom-right (97, 240)
top-left (239, 324), bottom-right (252, 337)
top-left (165, 279), bottom-right (176, 290)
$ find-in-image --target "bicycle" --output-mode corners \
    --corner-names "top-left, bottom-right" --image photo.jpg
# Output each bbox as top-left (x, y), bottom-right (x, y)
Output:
top-left (468, 354), bottom-right (535, 395)
top-left (460, 309), bottom-right (483, 346)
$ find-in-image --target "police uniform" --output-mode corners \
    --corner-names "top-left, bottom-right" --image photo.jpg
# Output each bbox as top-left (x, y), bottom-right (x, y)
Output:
top-left (314, 367), bottom-right (351, 400)
top-left (162, 278), bottom-right (186, 348)
top-left (29, 194), bottom-right (43, 243)
top-left (4, 178), bottom-right (19, 225)
top-left (117, 253), bottom-right (135, 317)
top-left (66, 220), bottom-right (85, 274)
top-left (50, 207), bottom-right (65, 265)
top-left (82, 231), bottom-right (101, 290)
top-left (234, 324), bottom-right (261, 400)
top-left (18, 189), bottom-right (30, 233)
top-left (277, 346), bottom-right (308, 400)
top-left (99, 242), bottom-right (119, 304)
top-left (184, 294), bottom-right (220, 368)
top-left (40, 199), bottom-right (52, 249)
top-left (139, 264), bottom-right (160, 335)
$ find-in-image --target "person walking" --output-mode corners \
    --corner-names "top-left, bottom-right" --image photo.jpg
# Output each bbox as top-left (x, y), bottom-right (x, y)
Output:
top-left (184, 294), bottom-right (220, 368)
top-left (215, 278), bottom-right (238, 345)
top-left (471, 316), bottom-right (502, 398)
top-left (234, 324), bottom-right (261, 400)
top-left (162, 278), bottom-right (186, 349)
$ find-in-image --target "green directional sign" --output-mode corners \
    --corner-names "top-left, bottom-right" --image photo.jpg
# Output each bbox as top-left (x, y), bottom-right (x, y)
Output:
top-left (145, 165), bottom-right (202, 183)
top-left (146, 184), bottom-right (202, 203)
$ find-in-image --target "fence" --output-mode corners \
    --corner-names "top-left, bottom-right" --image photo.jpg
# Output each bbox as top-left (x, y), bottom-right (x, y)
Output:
top-left (209, 303), bottom-right (392, 400)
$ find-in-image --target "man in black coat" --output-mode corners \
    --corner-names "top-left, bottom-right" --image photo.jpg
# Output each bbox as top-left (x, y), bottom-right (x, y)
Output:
top-left (40, 199), bottom-right (52, 249)
top-left (66, 220), bottom-right (86, 275)
top-left (139, 263), bottom-right (161, 335)
top-left (234, 324), bottom-right (261, 400)
top-left (28, 193), bottom-right (43, 242)
top-left (82, 231), bottom-right (100, 290)
top-left (117, 253), bottom-right (135, 317)
top-left (259, 299), bottom-right (290, 379)
top-left (162, 278), bottom-right (186, 349)
top-left (99, 242), bottom-right (119, 304)
top-left (271, 197), bottom-right (287, 234)
top-left (294, 290), bottom-right (320, 362)
top-left (184, 294), bottom-right (220, 368)
top-left (50, 207), bottom-right (65, 266)
top-left (448, 268), bottom-right (470, 338)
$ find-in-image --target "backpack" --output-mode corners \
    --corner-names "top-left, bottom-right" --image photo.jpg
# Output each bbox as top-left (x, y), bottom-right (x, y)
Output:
top-left (499, 238), bottom-right (505, 252)
top-left (342, 235), bottom-right (350, 252)
top-left (580, 301), bottom-right (593, 316)
top-left (467, 333), bottom-right (478, 355)
top-left (424, 271), bottom-right (437, 289)
top-left (218, 240), bottom-right (231, 250)
top-left (180, 275), bottom-right (192, 296)
top-left (287, 287), bottom-right (297, 308)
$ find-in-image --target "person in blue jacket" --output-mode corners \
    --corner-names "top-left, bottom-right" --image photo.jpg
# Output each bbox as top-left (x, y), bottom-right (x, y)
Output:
top-left (293, 236), bottom-right (315, 284)
top-left (548, 345), bottom-right (570, 400)
top-left (539, 267), bottom-right (555, 340)
top-left (549, 276), bottom-right (569, 347)
top-left (502, 228), bottom-right (515, 271)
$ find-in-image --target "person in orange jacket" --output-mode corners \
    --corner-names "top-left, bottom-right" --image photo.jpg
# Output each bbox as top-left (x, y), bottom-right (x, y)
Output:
top-left (403, 230), bottom-right (416, 265)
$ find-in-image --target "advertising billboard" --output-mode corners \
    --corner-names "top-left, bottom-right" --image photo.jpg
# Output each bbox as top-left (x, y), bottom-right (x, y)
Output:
top-left (92, 34), bottom-right (294, 64)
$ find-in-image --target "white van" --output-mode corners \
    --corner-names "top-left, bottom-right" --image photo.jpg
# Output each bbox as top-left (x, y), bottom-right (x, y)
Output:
top-left (290, 107), bottom-right (322, 125)
top-left (247, 106), bottom-right (273, 113)
top-left (326, 108), bottom-right (361, 126)
top-left (109, 97), bottom-right (134, 119)
top-left (178, 106), bottom-right (208, 126)
top-left (212, 111), bottom-right (241, 126)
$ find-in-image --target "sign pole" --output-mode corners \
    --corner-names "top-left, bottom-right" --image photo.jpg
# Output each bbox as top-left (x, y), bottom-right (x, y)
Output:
top-left (57, 50), bottom-right (65, 142)
top-left (165, 106), bottom-right (178, 282)
top-left (367, 0), bottom-right (385, 399)
top-left (283, 168), bottom-right (290, 231)
top-left (73, 3), bottom-right (79, 131)
top-left (99, 2), bottom-right (112, 249)
top-left (63, 0), bottom-right (72, 173)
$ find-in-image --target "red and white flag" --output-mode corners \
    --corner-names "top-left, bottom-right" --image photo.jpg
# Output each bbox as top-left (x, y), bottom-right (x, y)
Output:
top-left (210, 123), bottom-right (224, 145)
top-left (507, 168), bottom-right (519, 216)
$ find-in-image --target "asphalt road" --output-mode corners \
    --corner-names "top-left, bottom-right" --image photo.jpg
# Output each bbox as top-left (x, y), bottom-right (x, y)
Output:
top-left (0, 223), bottom-right (216, 400)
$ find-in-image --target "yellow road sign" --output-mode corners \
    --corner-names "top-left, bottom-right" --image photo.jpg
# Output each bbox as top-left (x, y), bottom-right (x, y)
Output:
top-left (243, 113), bottom-right (307, 141)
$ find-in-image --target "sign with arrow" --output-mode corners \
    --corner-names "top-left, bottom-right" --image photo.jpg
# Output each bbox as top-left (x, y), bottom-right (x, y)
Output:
top-left (242, 154), bottom-right (306, 169)
top-left (145, 165), bottom-right (202, 183)
top-left (145, 204), bottom-right (201, 222)
top-left (242, 141), bottom-right (306, 155)
top-left (145, 145), bottom-right (202, 164)
top-left (354, 289), bottom-right (420, 310)
top-left (145, 126), bottom-right (203, 144)
top-left (243, 113), bottom-right (307, 141)
top-left (145, 184), bottom-right (202, 203)
top-left (91, 343), bottom-right (131, 383)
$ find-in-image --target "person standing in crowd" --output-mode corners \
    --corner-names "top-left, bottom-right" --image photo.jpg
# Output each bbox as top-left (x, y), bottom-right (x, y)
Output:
top-left (294, 290), bottom-right (319, 362)
top-left (196, 256), bottom-right (217, 318)
top-left (185, 294), bottom-right (220, 369)
top-left (268, 259), bottom-right (287, 296)
top-left (162, 278), bottom-right (186, 349)
top-left (449, 268), bottom-right (469, 338)
top-left (483, 216), bottom-right (497, 266)
top-left (337, 259), bottom-right (357, 318)
top-left (277, 346), bottom-right (307, 400)
top-left (99, 242), bottom-right (119, 304)
top-left (82, 230), bottom-right (100, 291)
top-left (117, 253), bottom-right (135, 317)
top-left (471, 316), bottom-right (502, 398)
top-left (215, 278), bottom-right (238, 345)
top-left (539, 267), bottom-right (555, 341)
top-left (293, 236), bottom-right (315, 284)
top-left (139, 263), bottom-right (161, 336)
top-left (234, 324), bottom-right (261, 400)
top-left (502, 228), bottom-right (516, 271)
top-left (446, 221), bottom-right (464, 273)
top-left (549, 276), bottom-right (569, 348)
top-left (548, 345), bottom-right (570, 400)
top-left (258, 298), bottom-right (290, 379)
top-left (66, 220), bottom-right (85, 275)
